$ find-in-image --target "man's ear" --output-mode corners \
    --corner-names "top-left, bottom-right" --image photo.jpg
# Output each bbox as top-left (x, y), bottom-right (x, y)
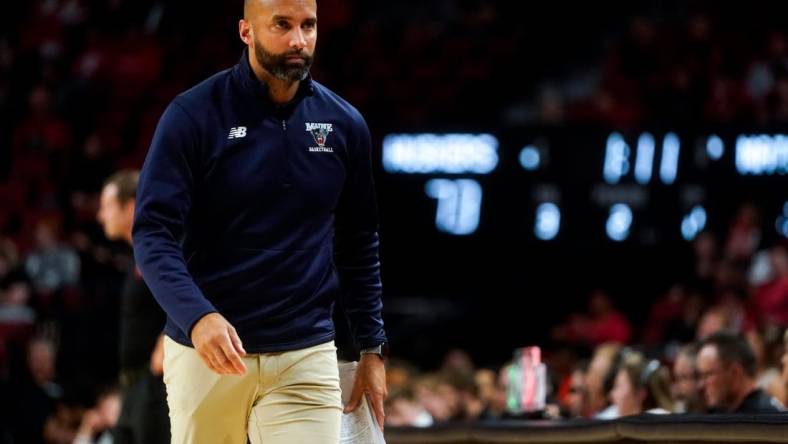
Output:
top-left (239, 20), bottom-right (253, 45)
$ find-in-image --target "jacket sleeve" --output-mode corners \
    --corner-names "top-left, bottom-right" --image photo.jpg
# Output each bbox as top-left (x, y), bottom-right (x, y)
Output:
top-left (334, 113), bottom-right (387, 350)
top-left (132, 101), bottom-right (217, 338)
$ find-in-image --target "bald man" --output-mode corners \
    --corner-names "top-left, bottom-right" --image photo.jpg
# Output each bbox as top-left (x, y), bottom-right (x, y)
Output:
top-left (133, 1), bottom-right (387, 442)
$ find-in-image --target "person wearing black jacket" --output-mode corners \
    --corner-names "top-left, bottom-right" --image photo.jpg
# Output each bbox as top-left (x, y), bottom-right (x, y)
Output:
top-left (97, 170), bottom-right (169, 443)
top-left (697, 332), bottom-right (785, 414)
top-left (132, 0), bottom-right (387, 442)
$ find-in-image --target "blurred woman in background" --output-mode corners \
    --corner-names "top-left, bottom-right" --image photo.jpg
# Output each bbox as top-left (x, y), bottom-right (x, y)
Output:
top-left (609, 350), bottom-right (673, 417)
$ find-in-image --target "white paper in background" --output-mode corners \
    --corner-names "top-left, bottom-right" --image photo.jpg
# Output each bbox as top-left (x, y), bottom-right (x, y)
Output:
top-left (339, 361), bottom-right (386, 444)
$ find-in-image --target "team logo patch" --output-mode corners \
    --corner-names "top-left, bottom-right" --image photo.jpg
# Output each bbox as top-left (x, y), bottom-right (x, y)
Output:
top-left (306, 122), bottom-right (334, 152)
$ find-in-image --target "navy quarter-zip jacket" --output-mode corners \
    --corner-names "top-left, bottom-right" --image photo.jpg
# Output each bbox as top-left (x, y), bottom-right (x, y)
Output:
top-left (132, 50), bottom-right (386, 353)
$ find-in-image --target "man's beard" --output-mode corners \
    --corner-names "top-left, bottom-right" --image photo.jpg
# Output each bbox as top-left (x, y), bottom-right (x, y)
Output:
top-left (254, 38), bottom-right (313, 83)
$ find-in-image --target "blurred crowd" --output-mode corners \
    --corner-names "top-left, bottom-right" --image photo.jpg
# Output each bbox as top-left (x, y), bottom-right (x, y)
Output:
top-left (508, 7), bottom-right (788, 128)
top-left (2, 0), bottom-right (788, 442)
top-left (3, 206), bottom-right (787, 439)
top-left (383, 204), bottom-right (788, 426)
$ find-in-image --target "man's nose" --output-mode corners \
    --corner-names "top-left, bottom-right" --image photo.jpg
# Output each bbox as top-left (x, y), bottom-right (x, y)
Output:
top-left (290, 28), bottom-right (307, 49)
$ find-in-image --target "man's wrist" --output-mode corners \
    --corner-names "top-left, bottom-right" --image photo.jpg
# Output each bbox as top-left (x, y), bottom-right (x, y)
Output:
top-left (360, 342), bottom-right (388, 360)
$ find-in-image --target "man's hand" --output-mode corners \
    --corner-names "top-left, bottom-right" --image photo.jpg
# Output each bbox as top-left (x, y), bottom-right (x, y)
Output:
top-left (150, 334), bottom-right (165, 376)
top-left (190, 313), bottom-right (247, 375)
top-left (344, 353), bottom-right (387, 430)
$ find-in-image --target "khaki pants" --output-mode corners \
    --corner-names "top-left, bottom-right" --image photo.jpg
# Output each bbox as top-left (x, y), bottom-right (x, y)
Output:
top-left (163, 336), bottom-right (342, 444)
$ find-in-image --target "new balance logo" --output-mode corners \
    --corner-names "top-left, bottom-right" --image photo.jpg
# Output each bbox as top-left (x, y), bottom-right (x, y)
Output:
top-left (227, 126), bottom-right (247, 139)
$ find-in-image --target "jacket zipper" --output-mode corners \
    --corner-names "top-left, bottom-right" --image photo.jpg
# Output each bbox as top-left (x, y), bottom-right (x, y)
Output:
top-left (281, 118), bottom-right (292, 187)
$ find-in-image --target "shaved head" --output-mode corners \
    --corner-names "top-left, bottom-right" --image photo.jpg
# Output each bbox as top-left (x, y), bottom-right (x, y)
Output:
top-left (243, 0), bottom-right (258, 19)
top-left (244, 0), bottom-right (316, 20)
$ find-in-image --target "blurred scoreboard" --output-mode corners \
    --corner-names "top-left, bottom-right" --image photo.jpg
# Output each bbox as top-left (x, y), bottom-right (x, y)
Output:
top-left (378, 129), bottom-right (788, 246)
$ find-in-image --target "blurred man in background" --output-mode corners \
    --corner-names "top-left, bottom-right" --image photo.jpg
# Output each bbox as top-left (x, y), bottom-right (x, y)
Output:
top-left (697, 332), bottom-right (784, 414)
top-left (97, 170), bottom-right (169, 444)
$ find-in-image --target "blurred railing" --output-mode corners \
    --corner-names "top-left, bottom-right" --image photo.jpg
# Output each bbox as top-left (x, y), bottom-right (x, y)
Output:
top-left (385, 414), bottom-right (788, 443)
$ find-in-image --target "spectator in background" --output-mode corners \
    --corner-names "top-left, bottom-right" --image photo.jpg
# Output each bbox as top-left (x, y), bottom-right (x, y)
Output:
top-left (583, 289), bottom-right (632, 345)
top-left (725, 204), bottom-right (761, 263)
top-left (12, 84), bottom-right (72, 160)
top-left (0, 238), bottom-right (19, 281)
top-left (585, 343), bottom-right (622, 419)
top-left (413, 374), bottom-right (463, 423)
top-left (8, 336), bottom-right (62, 444)
top-left (696, 305), bottom-right (739, 340)
top-left (24, 220), bottom-right (80, 297)
top-left (671, 343), bottom-right (705, 413)
top-left (714, 289), bottom-right (748, 328)
top-left (776, 329), bottom-right (788, 407)
top-left (643, 287), bottom-right (707, 347)
top-left (564, 361), bottom-right (589, 418)
top-left (385, 359), bottom-right (418, 394)
top-left (72, 387), bottom-right (122, 444)
top-left (751, 245), bottom-right (788, 328)
top-left (552, 291), bottom-right (632, 347)
top-left (43, 399), bottom-right (86, 444)
top-left (744, 326), bottom-right (784, 397)
top-left (96, 170), bottom-right (168, 444)
top-left (0, 276), bottom-right (36, 325)
top-left (0, 275), bottom-right (37, 375)
top-left (442, 348), bottom-right (475, 375)
top-left (642, 285), bottom-right (695, 345)
top-left (29, 335), bottom-right (63, 393)
top-left (697, 332), bottom-right (784, 413)
top-left (385, 388), bottom-right (433, 427)
top-left (477, 368), bottom-right (507, 419)
top-left (451, 371), bottom-right (489, 421)
top-left (609, 350), bottom-right (672, 417)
